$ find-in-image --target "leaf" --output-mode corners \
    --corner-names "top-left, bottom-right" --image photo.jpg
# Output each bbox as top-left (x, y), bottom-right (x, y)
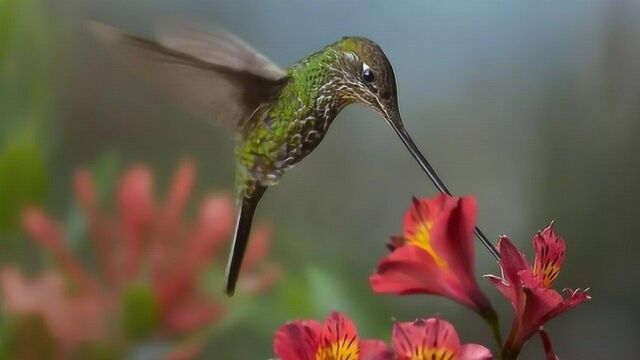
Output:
top-left (0, 139), bottom-right (47, 232)
top-left (6, 315), bottom-right (56, 360)
top-left (120, 283), bottom-right (160, 341)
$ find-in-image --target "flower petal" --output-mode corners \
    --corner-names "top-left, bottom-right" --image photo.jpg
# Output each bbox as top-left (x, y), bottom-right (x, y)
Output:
top-left (430, 196), bottom-right (477, 279)
top-left (163, 160), bottom-right (195, 226)
top-left (163, 297), bottom-right (222, 334)
top-left (541, 288), bottom-right (591, 325)
top-left (370, 246), bottom-right (477, 310)
top-left (155, 194), bottom-right (234, 307)
top-left (402, 195), bottom-right (453, 266)
top-left (360, 339), bottom-right (393, 360)
top-left (0, 269), bottom-right (105, 348)
top-left (22, 209), bottom-right (98, 292)
top-left (457, 344), bottom-right (493, 360)
top-left (317, 311), bottom-right (360, 359)
top-left (118, 166), bottom-right (155, 277)
top-left (430, 196), bottom-right (492, 312)
top-left (273, 319), bottom-right (322, 360)
top-left (374, 195), bottom-right (492, 315)
top-left (73, 169), bottom-right (98, 213)
top-left (239, 264), bottom-right (280, 294)
top-left (198, 194), bottom-right (235, 246)
top-left (74, 170), bottom-right (118, 287)
top-left (505, 285), bottom-right (564, 351)
top-left (241, 222), bottom-right (272, 273)
top-left (532, 224), bottom-right (566, 288)
top-left (497, 236), bottom-right (531, 289)
top-left (392, 318), bottom-right (460, 359)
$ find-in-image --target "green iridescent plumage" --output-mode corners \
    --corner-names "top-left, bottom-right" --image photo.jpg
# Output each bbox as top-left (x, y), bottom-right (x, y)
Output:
top-left (236, 43), bottom-right (338, 195)
top-left (90, 21), bottom-right (500, 297)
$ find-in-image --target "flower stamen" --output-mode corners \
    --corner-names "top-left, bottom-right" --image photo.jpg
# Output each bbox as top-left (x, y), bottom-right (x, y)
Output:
top-left (410, 346), bottom-right (455, 360)
top-left (316, 336), bottom-right (359, 360)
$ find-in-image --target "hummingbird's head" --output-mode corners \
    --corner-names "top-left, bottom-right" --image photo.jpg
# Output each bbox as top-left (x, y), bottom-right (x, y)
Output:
top-left (330, 37), bottom-right (402, 125)
top-left (329, 37), bottom-right (455, 207)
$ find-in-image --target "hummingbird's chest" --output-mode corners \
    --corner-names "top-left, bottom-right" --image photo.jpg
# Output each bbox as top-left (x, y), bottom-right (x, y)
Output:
top-left (237, 98), bottom-right (339, 187)
top-left (236, 54), bottom-right (350, 189)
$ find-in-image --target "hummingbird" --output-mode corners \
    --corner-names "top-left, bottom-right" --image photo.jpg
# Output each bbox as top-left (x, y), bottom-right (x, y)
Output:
top-left (89, 21), bottom-right (499, 296)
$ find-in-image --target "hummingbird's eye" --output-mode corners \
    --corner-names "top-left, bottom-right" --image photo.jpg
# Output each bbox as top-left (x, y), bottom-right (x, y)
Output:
top-left (362, 64), bottom-right (375, 83)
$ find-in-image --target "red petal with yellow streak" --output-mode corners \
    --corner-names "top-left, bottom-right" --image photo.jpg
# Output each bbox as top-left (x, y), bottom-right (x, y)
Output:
top-left (273, 319), bottom-right (322, 360)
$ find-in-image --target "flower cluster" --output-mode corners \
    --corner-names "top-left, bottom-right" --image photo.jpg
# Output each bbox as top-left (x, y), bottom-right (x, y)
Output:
top-left (0, 161), bottom-right (278, 359)
top-left (273, 194), bottom-right (590, 359)
top-left (274, 311), bottom-right (491, 360)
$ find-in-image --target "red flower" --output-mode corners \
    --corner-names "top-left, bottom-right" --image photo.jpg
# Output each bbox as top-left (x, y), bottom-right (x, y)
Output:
top-left (392, 318), bottom-right (492, 360)
top-left (0, 269), bottom-right (105, 357)
top-left (0, 160), bottom-right (278, 358)
top-left (485, 224), bottom-right (590, 358)
top-left (273, 311), bottom-right (391, 360)
top-left (370, 195), bottom-right (494, 318)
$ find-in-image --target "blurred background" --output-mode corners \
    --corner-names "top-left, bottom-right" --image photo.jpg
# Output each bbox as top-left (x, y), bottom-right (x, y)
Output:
top-left (2, 0), bottom-right (640, 359)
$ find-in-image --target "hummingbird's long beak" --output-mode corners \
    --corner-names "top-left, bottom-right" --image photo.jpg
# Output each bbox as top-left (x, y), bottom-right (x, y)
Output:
top-left (385, 112), bottom-right (500, 260)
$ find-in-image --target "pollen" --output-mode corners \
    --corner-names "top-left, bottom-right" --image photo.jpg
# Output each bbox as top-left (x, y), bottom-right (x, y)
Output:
top-left (407, 222), bottom-right (448, 268)
top-left (532, 233), bottom-right (565, 288)
top-left (315, 336), bottom-right (359, 360)
top-left (410, 346), bottom-right (456, 360)
top-left (533, 260), bottom-right (561, 288)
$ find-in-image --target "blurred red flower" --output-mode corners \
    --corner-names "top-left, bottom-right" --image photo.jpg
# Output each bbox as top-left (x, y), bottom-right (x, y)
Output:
top-left (370, 195), bottom-right (494, 319)
top-left (485, 224), bottom-right (590, 358)
top-left (392, 318), bottom-right (492, 360)
top-left (0, 160), bottom-right (278, 358)
top-left (273, 311), bottom-right (391, 360)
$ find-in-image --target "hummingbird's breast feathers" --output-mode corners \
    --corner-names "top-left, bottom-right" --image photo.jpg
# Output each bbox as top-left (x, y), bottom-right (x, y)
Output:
top-left (236, 37), bottom-right (401, 194)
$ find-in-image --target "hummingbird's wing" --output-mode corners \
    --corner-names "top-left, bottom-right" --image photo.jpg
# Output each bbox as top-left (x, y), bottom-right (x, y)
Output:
top-left (88, 21), bottom-right (287, 129)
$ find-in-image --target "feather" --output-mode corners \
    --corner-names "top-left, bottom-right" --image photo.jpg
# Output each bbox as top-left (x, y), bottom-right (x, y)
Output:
top-left (87, 21), bottom-right (287, 129)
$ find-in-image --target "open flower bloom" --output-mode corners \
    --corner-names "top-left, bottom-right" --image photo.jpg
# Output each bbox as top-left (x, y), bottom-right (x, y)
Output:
top-left (485, 224), bottom-right (590, 356)
top-left (370, 195), bottom-right (494, 318)
top-left (392, 318), bottom-right (492, 360)
top-left (273, 311), bottom-right (391, 360)
top-left (0, 161), bottom-right (278, 358)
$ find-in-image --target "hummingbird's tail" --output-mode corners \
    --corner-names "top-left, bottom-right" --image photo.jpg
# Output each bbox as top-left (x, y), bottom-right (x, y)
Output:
top-left (224, 186), bottom-right (267, 296)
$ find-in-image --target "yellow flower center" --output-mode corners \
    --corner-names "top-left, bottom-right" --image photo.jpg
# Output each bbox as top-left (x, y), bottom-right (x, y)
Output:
top-left (409, 346), bottom-right (456, 360)
top-left (533, 261), bottom-right (560, 288)
top-left (315, 338), bottom-right (359, 360)
top-left (406, 222), bottom-right (448, 268)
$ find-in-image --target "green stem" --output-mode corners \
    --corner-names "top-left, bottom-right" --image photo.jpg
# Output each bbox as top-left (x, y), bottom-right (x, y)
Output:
top-left (502, 347), bottom-right (521, 360)
top-left (480, 308), bottom-right (504, 359)
top-left (500, 335), bottom-right (523, 360)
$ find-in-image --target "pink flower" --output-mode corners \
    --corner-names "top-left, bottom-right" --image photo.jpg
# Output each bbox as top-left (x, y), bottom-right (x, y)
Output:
top-left (0, 268), bottom-right (105, 357)
top-left (1, 160), bottom-right (279, 358)
top-left (273, 311), bottom-right (391, 360)
top-left (392, 318), bottom-right (492, 360)
top-left (370, 195), bottom-right (494, 319)
top-left (485, 224), bottom-right (590, 358)
top-left (273, 313), bottom-right (492, 360)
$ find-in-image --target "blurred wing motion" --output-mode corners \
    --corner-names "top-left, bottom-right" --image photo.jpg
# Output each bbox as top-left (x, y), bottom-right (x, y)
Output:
top-left (87, 21), bottom-right (287, 129)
